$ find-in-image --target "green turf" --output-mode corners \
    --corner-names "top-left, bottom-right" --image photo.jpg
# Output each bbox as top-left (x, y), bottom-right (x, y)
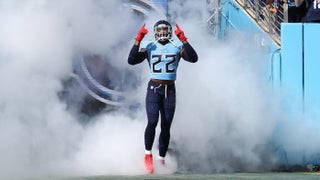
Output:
top-left (58, 172), bottom-right (320, 180)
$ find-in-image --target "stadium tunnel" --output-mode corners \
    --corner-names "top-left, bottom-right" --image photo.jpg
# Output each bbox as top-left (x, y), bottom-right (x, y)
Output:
top-left (59, 0), bottom-right (167, 117)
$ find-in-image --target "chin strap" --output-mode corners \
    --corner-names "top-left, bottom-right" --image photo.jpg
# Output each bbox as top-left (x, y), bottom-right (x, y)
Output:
top-left (150, 39), bottom-right (159, 48)
top-left (168, 39), bottom-right (181, 49)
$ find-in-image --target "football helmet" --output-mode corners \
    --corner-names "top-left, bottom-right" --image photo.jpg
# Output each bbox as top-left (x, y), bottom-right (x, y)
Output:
top-left (154, 20), bottom-right (172, 42)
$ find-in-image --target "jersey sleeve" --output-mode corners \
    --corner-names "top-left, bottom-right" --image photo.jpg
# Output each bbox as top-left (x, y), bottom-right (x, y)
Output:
top-left (140, 41), bottom-right (153, 50)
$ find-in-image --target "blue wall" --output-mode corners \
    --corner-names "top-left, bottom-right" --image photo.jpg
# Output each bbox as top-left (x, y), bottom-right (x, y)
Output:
top-left (220, 0), bottom-right (320, 166)
top-left (220, 0), bottom-right (280, 54)
top-left (221, 1), bottom-right (263, 33)
top-left (280, 24), bottom-right (304, 112)
top-left (280, 23), bottom-right (320, 120)
top-left (222, 1), bottom-right (320, 121)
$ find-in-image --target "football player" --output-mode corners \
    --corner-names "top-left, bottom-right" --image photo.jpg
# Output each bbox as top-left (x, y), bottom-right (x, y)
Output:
top-left (128, 20), bottom-right (198, 173)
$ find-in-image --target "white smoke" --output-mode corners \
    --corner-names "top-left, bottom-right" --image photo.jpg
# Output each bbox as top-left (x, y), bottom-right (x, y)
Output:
top-left (167, 0), bottom-right (320, 173)
top-left (172, 32), bottom-right (281, 172)
top-left (0, 0), bottom-right (148, 178)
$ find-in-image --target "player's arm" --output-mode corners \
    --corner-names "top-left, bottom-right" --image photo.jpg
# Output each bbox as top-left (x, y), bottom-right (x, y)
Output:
top-left (180, 42), bottom-right (198, 63)
top-left (175, 24), bottom-right (198, 63)
top-left (128, 24), bottom-right (148, 65)
top-left (128, 41), bottom-right (147, 65)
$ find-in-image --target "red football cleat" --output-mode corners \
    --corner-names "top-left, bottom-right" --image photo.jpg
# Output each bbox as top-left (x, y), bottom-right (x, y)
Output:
top-left (144, 154), bottom-right (154, 173)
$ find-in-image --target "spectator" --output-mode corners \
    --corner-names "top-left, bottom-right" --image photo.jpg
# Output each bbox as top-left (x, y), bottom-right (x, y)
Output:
top-left (295, 0), bottom-right (320, 22)
top-left (265, 0), bottom-right (282, 33)
top-left (268, 1), bottom-right (278, 14)
top-left (288, 0), bottom-right (307, 22)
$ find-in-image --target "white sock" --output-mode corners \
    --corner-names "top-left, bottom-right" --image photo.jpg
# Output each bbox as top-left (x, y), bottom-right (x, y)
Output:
top-left (158, 156), bottom-right (165, 160)
top-left (145, 150), bottom-right (152, 155)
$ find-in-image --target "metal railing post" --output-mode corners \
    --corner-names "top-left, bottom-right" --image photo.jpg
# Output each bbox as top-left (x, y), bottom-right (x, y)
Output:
top-left (283, 0), bottom-right (289, 22)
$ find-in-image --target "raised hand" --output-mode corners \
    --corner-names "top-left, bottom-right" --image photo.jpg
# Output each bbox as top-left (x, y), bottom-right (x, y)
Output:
top-left (174, 24), bottom-right (187, 42)
top-left (135, 24), bottom-right (148, 41)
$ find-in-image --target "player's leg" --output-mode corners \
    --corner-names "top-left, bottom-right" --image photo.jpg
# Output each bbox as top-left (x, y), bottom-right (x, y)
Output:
top-left (145, 81), bottom-right (162, 152)
top-left (158, 84), bottom-right (176, 163)
top-left (144, 80), bottom-right (162, 173)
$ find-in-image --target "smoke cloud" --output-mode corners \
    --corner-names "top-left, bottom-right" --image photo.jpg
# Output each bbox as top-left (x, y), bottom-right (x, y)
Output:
top-left (0, 0), bottom-right (318, 178)
top-left (0, 0), bottom-right (146, 177)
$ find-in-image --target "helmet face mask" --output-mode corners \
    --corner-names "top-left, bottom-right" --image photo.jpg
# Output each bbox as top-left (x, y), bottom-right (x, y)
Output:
top-left (154, 20), bottom-right (172, 42)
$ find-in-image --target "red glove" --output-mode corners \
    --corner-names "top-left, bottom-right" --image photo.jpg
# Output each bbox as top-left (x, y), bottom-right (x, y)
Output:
top-left (135, 24), bottom-right (148, 41)
top-left (174, 24), bottom-right (187, 42)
